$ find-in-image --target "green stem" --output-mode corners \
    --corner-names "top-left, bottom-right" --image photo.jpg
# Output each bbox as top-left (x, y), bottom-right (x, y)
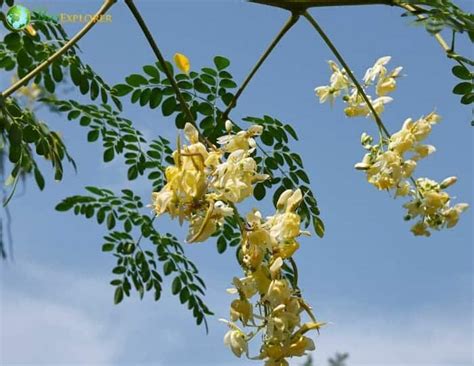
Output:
top-left (303, 11), bottom-right (391, 138)
top-left (288, 257), bottom-right (300, 291)
top-left (124, 1), bottom-right (197, 128)
top-left (0, 0), bottom-right (117, 99)
top-left (222, 13), bottom-right (300, 120)
top-left (229, 202), bottom-right (246, 236)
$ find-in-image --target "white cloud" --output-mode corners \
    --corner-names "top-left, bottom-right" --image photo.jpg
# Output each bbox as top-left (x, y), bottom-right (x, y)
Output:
top-left (1, 292), bottom-right (118, 365)
top-left (0, 263), bottom-right (121, 365)
top-left (1, 262), bottom-right (472, 366)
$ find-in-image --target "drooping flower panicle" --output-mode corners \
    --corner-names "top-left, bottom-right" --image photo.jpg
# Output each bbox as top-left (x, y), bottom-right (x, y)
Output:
top-left (315, 56), bottom-right (468, 236)
top-left (222, 189), bottom-right (322, 366)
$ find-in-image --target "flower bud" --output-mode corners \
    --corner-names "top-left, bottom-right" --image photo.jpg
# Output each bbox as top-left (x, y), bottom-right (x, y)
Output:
top-left (247, 124), bottom-right (263, 136)
top-left (360, 132), bottom-right (373, 146)
top-left (173, 52), bottom-right (190, 74)
top-left (354, 162), bottom-right (370, 170)
top-left (440, 176), bottom-right (457, 189)
top-left (225, 120), bottom-right (233, 132)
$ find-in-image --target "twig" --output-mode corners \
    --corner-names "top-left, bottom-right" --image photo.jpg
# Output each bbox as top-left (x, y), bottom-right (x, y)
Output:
top-left (0, 0), bottom-right (117, 99)
top-left (124, 2), bottom-right (192, 123)
top-left (222, 13), bottom-right (300, 120)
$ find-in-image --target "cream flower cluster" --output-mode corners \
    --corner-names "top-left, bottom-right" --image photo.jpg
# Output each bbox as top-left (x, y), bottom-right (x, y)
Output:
top-left (315, 56), bottom-right (468, 236)
top-left (151, 122), bottom-right (268, 243)
top-left (355, 112), bottom-right (440, 191)
top-left (315, 56), bottom-right (401, 118)
top-left (221, 189), bottom-right (322, 366)
top-left (404, 177), bottom-right (469, 237)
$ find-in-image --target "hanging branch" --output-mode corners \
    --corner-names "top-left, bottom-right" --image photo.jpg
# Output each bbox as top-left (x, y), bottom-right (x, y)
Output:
top-left (0, 0), bottom-right (117, 100)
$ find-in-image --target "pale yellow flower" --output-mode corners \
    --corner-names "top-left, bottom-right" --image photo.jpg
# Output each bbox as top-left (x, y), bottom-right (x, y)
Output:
top-left (222, 321), bottom-right (248, 358)
top-left (265, 279), bottom-right (291, 307)
top-left (376, 66), bottom-right (403, 96)
top-left (212, 149), bottom-right (268, 203)
top-left (314, 61), bottom-right (350, 104)
top-left (230, 298), bottom-right (253, 325)
top-left (411, 221), bottom-right (431, 237)
top-left (363, 56), bottom-right (391, 84)
top-left (443, 203), bottom-right (469, 228)
top-left (217, 125), bottom-right (263, 153)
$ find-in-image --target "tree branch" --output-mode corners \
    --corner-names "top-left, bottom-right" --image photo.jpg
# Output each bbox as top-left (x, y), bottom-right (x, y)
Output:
top-left (249, 0), bottom-right (394, 11)
top-left (0, 0), bottom-right (117, 99)
top-left (222, 13), bottom-right (300, 120)
top-left (124, 0), bottom-right (197, 127)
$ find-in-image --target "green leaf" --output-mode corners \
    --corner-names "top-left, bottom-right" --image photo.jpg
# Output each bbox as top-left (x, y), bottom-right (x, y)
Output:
top-left (265, 157), bottom-right (278, 170)
top-left (453, 82), bottom-right (472, 95)
top-left (107, 213), bottom-right (116, 230)
top-left (198, 102), bottom-right (213, 116)
top-left (461, 93), bottom-right (474, 105)
top-left (103, 148), bottom-right (115, 162)
top-left (452, 65), bottom-right (471, 80)
top-left (126, 74), bottom-right (148, 87)
top-left (114, 286), bottom-right (124, 304)
top-left (55, 200), bottom-right (73, 212)
top-left (85, 186), bottom-right (104, 196)
top-left (79, 116), bottom-right (91, 126)
top-left (313, 216), bottom-right (325, 238)
top-left (214, 56), bottom-right (230, 70)
top-left (139, 88), bottom-right (151, 106)
top-left (70, 64), bottom-right (82, 86)
top-left (149, 88), bottom-right (163, 109)
top-left (296, 170), bottom-right (310, 184)
top-left (87, 129), bottom-right (100, 142)
top-left (179, 287), bottom-right (190, 304)
top-left (219, 79), bottom-right (237, 88)
top-left (261, 132), bottom-right (274, 146)
top-left (254, 183), bottom-right (266, 201)
top-left (163, 261), bottom-right (175, 276)
top-left (113, 84), bottom-right (133, 97)
top-left (9, 124), bottom-right (22, 145)
top-left (34, 168), bottom-right (45, 191)
top-left (67, 110), bottom-right (81, 120)
top-left (143, 65), bottom-right (160, 79)
top-left (217, 236), bottom-right (227, 254)
top-left (162, 97), bottom-right (177, 116)
top-left (284, 124), bottom-right (299, 140)
top-left (172, 276), bottom-right (182, 295)
top-left (131, 89), bottom-right (141, 104)
top-left (102, 243), bottom-right (114, 252)
top-left (113, 266), bottom-right (126, 275)
top-left (22, 125), bottom-right (39, 143)
top-left (52, 63), bottom-right (63, 83)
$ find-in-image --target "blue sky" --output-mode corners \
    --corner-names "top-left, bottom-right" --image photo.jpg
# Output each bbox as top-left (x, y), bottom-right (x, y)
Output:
top-left (1, 1), bottom-right (472, 365)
